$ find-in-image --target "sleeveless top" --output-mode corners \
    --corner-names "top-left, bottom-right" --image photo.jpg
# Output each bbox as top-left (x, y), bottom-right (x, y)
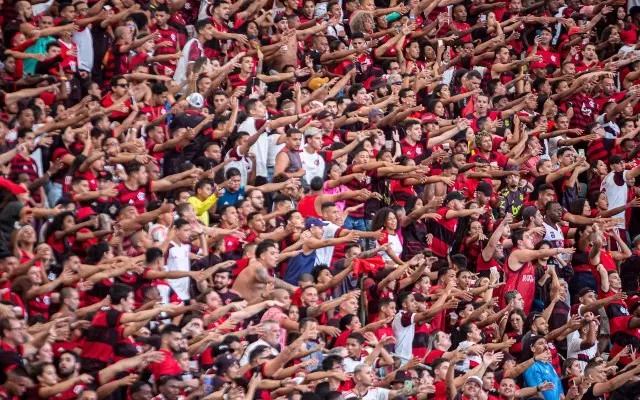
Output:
top-left (283, 147), bottom-right (302, 173)
top-left (504, 257), bottom-right (536, 314)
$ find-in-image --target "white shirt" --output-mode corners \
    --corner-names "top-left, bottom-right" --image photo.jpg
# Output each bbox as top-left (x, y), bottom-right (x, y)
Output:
top-left (378, 233), bottom-right (402, 262)
top-left (239, 117), bottom-right (269, 178)
top-left (300, 148), bottom-right (328, 185)
top-left (392, 311), bottom-right (416, 362)
top-left (266, 133), bottom-right (285, 168)
top-left (240, 339), bottom-right (278, 366)
top-left (601, 170), bottom-right (629, 228)
top-left (344, 387), bottom-right (390, 400)
top-left (315, 222), bottom-right (341, 266)
top-left (73, 27), bottom-right (93, 72)
top-left (567, 336), bottom-right (597, 371)
top-left (165, 241), bottom-right (193, 300)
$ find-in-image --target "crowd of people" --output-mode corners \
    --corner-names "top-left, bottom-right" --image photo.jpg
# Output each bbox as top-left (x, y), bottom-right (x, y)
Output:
top-left (4, 0), bottom-right (640, 398)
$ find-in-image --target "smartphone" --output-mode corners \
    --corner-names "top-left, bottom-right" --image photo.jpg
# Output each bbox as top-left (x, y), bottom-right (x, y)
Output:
top-left (578, 149), bottom-right (585, 157)
top-left (404, 380), bottom-right (413, 390)
top-left (480, 14), bottom-right (487, 22)
top-left (443, 143), bottom-right (450, 150)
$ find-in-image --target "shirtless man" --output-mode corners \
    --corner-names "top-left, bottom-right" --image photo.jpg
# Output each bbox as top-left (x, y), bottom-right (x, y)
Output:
top-left (232, 240), bottom-right (297, 300)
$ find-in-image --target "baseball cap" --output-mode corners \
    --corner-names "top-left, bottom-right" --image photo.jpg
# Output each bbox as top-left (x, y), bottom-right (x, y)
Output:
top-left (187, 93), bottom-right (204, 109)
top-left (304, 127), bottom-right (322, 138)
top-left (568, 27), bottom-right (583, 37)
top-left (466, 376), bottom-right (483, 386)
top-left (368, 108), bottom-right (384, 119)
top-left (213, 354), bottom-right (239, 375)
top-left (98, 170), bottom-right (113, 181)
top-left (308, 77), bottom-right (329, 91)
top-left (444, 191), bottom-right (465, 204)
top-left (421, 113), bottom-right (438, 124)
top-left (316, 110), bottom-right (334, 120)
top-left (305, 217), bottom-right (328, 229)
top-left (392, 371), bottom-right (411, 384)
top-left (77, 207), bottom-right (96, 221)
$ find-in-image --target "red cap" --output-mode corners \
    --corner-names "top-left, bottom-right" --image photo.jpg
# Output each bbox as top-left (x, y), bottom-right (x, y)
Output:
top-left (77, 207), bottom-right (96, 221)
top-left (0, 178), bottom-right (27, 195)
top-left (421, 113), bottom-right (438, 124)
top-left (568, 27), bottom-right (583, 37)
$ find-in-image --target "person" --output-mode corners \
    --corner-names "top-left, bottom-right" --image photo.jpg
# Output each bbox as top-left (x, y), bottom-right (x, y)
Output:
top-left (4, 1), bottom-right (640, 399)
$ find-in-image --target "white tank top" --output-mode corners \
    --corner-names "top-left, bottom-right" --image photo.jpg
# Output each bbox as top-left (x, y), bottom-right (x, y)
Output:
top-left (601, 170), bottom-right (629, 228)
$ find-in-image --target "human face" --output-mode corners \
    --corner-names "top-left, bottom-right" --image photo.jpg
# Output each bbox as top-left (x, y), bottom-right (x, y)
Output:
top-left (539, 30), bottom-right (552, 45)
top-left (513, 293), bottom-right (524, 309)
top-left (434, 361), bottom-right (450, 380)
top-left (546, 203), bottom-right (563, 223)
top-left (264, 323), bottom-right (281, 346)
top-left (287, 133), bottom-right (303, 151)
top-left (463, 378), bottom-right (481, 397)
top-left (261, 246), bottom-right (280, 269)
top-left (531, 337), bottom-right (548, 355)
top-left (609, 272), bottom-right (622, 290)
top-left (384, 212), bottom-right (398, 231)
top-left (121, 292), bottom-right (135, 313)
top-left (302, 287), bottom-right (319, 306)
top-left (509, 313), bottom-right (523, 331)
top-left (567, 360), bottom-right (582, 377)
top-left (39, 365), bottom-right (59, 386)
top-left (539, 190), bottom-right (555, 208)
top-left (213, 272), bottom-right (231, 291)
top-left (403, 294), bottom-right (418, 313)
top-left (132, 384), bottom-right (153, 400)
top-left (346, 338), bottom-right (362, 358)
top-left (499, 379), bottom-right (517, 397)
top-left (288, 305), bottom-right (300, 321)
top-left (27, 265), bottom-right (41, 285)
top-left (206, 291), bottom-right (222, 310)
top-left (160, 379), bottom-right (181, 400)
top-left (113, 79), bottom-right (129, 97)
top-left (483, 373), bottom-right (495, 390)
top-left (65, 289), bottom-right (80, 312)
top-left (58, 353), bottom-right (78, 377)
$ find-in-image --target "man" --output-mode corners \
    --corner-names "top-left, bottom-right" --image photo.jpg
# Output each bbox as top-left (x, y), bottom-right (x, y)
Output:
top-left (393, 285), bottom-right (455, 362)
top-left (542, 201), bottom-right (577, 270)
top-left (601, 154), bottom-right (640, 248)
top-left (239, 320), bottom-right (280, 366)
top-left (504, 229), bottom-right (573, 314)
top-left (522, 336), bottom-right (563, 400)
top-left (299, 129), bottom-right (365, 185)
top-left (173, 19), bottom-right (214, 84)
top-left (345, 364), bottom-right (421, 399)
top-left (232, 240), bottom-right (297, 300)
top-left (430, 191), bottom-right (487, 258)
top-left (81, 283), bottom-right (176, 373)
top-left (0, 317), bottom-right (50, 383)
top-left (145, 325), bottom-right (185, 381)
top-left (115, 162), bottom-right (197, 214)
top-left (211, 269), bottom-right (241, 305)
top-left (567, 313), bottom-right (598, 370)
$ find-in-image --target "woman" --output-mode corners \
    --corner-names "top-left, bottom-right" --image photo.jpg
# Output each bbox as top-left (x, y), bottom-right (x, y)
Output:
top-left (44, 212), bottom-right (101, 259)
top-left (502, 309), bottom-right (526, 360)
top-left (372, 207), bottom-right (403, 265)
top-left (588, 191), bottom-right (640, 218)
top-left (323, 162), bottom-right (365, 213)
top-left (30, 363), bottom-right (93, 399)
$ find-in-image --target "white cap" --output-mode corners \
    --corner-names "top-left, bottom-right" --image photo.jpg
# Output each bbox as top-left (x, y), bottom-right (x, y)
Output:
top-left (187, 93), bottom-right (204, 109)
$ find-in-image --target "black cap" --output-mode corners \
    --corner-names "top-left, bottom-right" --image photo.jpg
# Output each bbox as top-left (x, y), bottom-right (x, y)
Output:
top-left (213, 354), bottom-right (239, 375)
top-left (212, 344), bottom-right (233, 357)
top-left (444, 191), bottom-right (466, 204)
top-left (316, 110), bottom-right (334, 120)
top-left (392, 371), bottom-right (411, 383)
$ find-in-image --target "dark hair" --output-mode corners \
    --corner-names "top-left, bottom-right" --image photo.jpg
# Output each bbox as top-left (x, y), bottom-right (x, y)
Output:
top-left (255, 240), bottom-right (277, 259)
top-left (109, 283), bottom-right (133, 305)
